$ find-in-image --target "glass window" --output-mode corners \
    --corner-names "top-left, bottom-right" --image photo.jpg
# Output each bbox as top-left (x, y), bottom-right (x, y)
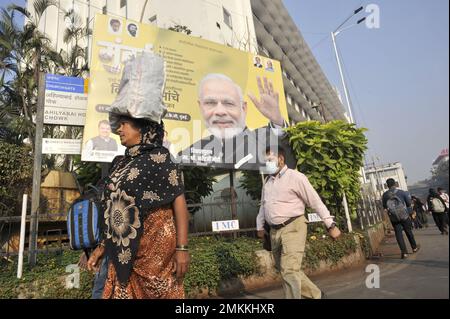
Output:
top-left (120, 0), bottom-right (127, 8)
top-left (149, 15), bottom-right (157, 24)
top-left (223, 7), bottom-right (232, 29)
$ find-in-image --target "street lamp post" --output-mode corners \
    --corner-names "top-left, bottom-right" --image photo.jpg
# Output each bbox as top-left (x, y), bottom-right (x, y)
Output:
top-left (331, 14), bottom-right (366, 124)
top-left (331, 7), bottom-right (367, 233)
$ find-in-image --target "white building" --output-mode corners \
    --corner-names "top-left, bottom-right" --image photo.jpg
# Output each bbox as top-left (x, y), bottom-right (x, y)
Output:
top-left (365, 162), bottom-right (408, 199)
top-left (27, 0), bottom-right (347, 123)
top-left (432, 148), bottom-right (449, 170)
top-left (27, 0), bottom-right (257, 60)
top-left (250, 0), bottom-right (347, 124)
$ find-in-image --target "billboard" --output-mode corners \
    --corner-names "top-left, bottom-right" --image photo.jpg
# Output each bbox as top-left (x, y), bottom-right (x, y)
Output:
top-left (82, 14), bottom-right (289, 169)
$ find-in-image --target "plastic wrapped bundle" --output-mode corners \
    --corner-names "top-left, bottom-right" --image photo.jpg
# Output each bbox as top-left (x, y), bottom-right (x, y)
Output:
top-left (108, 51), bottom-right (167, 132)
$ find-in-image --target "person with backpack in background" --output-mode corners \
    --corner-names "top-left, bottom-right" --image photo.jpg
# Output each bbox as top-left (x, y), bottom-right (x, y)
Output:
top-left (438, 187), bottom-right (450, 209)
top-left (437, 187), bottom-right (449, 224)
top-left (427, 188), bottom-right (448, 235)
top-left (382, 178), bottom-right (420, 259)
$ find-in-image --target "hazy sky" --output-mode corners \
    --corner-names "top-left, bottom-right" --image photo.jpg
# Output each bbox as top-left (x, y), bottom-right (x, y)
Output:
top-left (2, 0), bottom-right (448, 184)
top-left (283, 0), bottom-right (449, 184)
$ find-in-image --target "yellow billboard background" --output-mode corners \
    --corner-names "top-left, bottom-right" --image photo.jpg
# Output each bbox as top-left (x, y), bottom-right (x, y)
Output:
top-left (82, 14), bottom-right (288, 163)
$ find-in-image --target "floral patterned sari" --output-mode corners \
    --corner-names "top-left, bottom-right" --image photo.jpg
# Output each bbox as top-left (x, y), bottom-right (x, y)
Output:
top-left (100, 128), bottom-right (184, 298)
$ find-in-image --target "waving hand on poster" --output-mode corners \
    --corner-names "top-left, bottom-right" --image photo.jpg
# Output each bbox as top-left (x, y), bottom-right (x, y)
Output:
top-left (248, 76), bottom-right (284, 127)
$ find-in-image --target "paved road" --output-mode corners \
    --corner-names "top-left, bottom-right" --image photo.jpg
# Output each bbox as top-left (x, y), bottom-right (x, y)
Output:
top-left (237, 222), bottom-right (449, 299)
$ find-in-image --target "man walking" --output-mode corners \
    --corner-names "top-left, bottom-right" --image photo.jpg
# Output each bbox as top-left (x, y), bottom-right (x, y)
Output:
top-left (437, 187), bottom-right (450, 224)
top-left (256, 146), bottom-right (341, 299)
top-left (382, 178), bottom-right (420, 259)
top-left (428, 188), bottom-right (448, 235)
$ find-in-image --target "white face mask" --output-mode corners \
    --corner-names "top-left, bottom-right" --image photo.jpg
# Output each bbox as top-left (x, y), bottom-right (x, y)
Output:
top-left (265, 160), bottom-right (279, 175)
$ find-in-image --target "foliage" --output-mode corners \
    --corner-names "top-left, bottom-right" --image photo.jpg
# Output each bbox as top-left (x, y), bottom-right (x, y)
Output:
top-left (1, 3), bottom-right (89, 171)
top-left (239, 170), bottom-right (263, 201)
top-left (182, 167), bottom-right (217, 213)
top-left (0, 1), bottom-right (58, 147)
top-left (183, 236), bottom-right (261, 296)
top-left (0, 250), bottom-right (94, 299)
top-left (168, 24), bottom-right (192, 35)
top-left (72, 155), bottom-right (102, 190)
top-left (0, 234), bottom-right (363, 299)
top-left (239, 121), bottom-right (368, 228)
top-left (0, 237), bottom-right (261, 299)
top-left (0, 141), bottom-right (33, 216)
top-left (431, 159), bottom-right (449, 192)
top-left (304, 232), bottom-right (359, 270)
top-left (286, 121), bottom-right (368, 227)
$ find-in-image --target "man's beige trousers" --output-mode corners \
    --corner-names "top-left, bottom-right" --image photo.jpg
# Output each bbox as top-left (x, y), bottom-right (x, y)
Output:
top-left (270, 215), bottom-right (322, 299)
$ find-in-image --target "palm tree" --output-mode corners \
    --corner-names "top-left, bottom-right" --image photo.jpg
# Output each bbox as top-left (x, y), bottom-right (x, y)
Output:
top-left (1, 2), bottom-right (90, 171)
top-left (0, 0), bottom-right (57, 150)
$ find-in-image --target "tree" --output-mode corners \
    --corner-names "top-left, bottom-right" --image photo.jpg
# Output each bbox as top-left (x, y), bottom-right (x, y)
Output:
top-left (0, 141), bottom-right (33, 216)
top-left (182, 167), bottom-right (217, 213)
top-left (1, 3), bottom-right (91, 171)
top-left (0, 0), bottom-right (57, 149)
top-left (239, 120), bottom-right (368, 228)
top-left (287, 121), bottom-right (367, 225)
top-left (432, 160), bottom-right (449, 191)
top-left (168, 24), bottom-right (192, 35)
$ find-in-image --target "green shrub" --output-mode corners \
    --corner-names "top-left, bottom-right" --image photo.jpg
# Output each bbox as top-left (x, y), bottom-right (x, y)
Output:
top-left (0, 141), bottom-right (33, 216)
top-left (0, 250), bottom-right (94, 299)
top-left (286, 121), bottom-right (368, 225)
top-left (0, 234), bottom-right (361, 298)
top-left (183, 236), bottom-right (261, 296)
top-left (304, 233), bottom-right (358, 270)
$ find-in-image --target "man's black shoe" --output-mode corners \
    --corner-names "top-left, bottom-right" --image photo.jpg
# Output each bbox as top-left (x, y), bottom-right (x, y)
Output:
top-left (321, 290), bottom-right (327, 299)
top-left (401, 253), bottom-right (409, 259)
top-left (413, 245), bottom-right (421, 253)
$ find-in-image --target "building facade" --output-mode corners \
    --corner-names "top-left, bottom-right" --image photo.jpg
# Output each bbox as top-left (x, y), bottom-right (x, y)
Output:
top-left (250, 0), bottom-right (347, 124)
top-left (432, 148), bottom-right (449, 170)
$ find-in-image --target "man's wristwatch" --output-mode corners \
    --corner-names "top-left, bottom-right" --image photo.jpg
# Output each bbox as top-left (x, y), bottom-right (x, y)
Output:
top-left (327, 222), bottom-right (336, 231)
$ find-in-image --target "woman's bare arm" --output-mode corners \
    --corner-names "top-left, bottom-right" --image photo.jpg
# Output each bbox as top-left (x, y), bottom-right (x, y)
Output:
top-left (172, 194), bottom-right (190, 280)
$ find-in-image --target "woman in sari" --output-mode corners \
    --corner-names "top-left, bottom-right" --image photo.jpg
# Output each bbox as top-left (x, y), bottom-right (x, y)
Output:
top-left (411, 196), bottom-right (427, 228)
top-left (87, 116), bottom-right (190, 299)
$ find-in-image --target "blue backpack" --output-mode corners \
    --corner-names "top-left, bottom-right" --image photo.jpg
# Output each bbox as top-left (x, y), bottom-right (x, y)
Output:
top-left (67, 185), bottom-right (103, 251)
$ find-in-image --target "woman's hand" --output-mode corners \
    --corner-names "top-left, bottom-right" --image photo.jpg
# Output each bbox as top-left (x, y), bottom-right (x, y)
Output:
top-left (173, 250), bottom-right (190, 281)
top-left (87, 246), bottom-right (105, 272)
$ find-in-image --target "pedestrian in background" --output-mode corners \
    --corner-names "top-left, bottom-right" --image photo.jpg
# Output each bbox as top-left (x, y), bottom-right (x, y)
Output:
top-left (411, 196), bottom-right (428, 228)
top-left (427, 188), bottom-right (448, 235)
top-left (437, 187), bottom-right (450, 224)
top-left (382, 178), bottom-right (420, 259)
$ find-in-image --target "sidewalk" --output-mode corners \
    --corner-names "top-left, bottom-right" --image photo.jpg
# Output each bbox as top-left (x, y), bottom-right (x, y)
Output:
top-left (235, 223), bottom-right (449, 299)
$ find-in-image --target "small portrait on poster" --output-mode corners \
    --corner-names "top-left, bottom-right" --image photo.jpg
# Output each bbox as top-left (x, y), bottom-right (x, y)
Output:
top-left (108, 18), bottom-right (122, 35)
top-left (254, 56), bottom-right (263, 68)
top-left (266, 60), bottom-right (274, 72)
top-left (127, 22), bottom-right (138, 37)
top-left (84, 120), bottom-right (118, 152)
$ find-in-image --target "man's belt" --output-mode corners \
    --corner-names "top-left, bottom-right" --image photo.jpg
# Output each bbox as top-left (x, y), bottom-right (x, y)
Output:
top-left (269, 216), bottom-right (301, 230)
